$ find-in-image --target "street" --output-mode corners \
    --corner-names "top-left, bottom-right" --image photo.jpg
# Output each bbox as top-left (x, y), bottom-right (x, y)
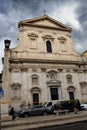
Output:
top-left (39, 121), bottom-right (87, 130)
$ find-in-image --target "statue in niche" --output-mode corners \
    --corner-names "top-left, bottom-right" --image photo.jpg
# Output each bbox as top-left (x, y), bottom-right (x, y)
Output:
top-left (47, 71), bottom-right (57, 81)
top-left (50, 73), bottom-right (56, 80)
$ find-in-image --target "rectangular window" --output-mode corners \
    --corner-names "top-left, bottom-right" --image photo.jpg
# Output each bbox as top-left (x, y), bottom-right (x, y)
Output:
top-left (32, 77), bottom-right (38, 85)
top-left (60, 42), bottom-right (66, 51)
top-left (30, 38), bottom-right (37, 49)
top-left (67, 77), bottom-right (72, 84)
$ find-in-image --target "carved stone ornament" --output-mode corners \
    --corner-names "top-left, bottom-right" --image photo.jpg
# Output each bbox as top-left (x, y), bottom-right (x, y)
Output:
top-left (9, 68), bottom-right (12, 72)
top-left (80, 82), bottom-right (87, 86)
top-left (66, 69), bottom-right (70, 73)
top-left (11, 83), bottom-right (21, 89)
top-left (9, 68), bottom-right (21, 73)
top-left (30, 87), bottom-right (41, 92)
top-left (73, 69), bottom-right (78, 73)
top-left (41, 68), bottom-right (46, 72)
top-left (58, 36), bottom-right (66, 43)
top-left (47, 80), bottom-right (61, 86)
top-left (58, 69), bottom-right (63, 72)
top-left (28, 33), bottom-right (38, 38)
top-left (78, 68), bottom-right (83, 73)
top-left (42, 34), bottom-right (54, 41)
top-left (67, 86), bottom-right (75, 91)
top-left (21, 68), bottom-right (28, 72)
top-left (83, 69), bottom-right (87, 73)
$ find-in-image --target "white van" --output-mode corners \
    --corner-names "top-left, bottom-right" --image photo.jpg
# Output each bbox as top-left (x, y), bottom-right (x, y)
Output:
top-left (43, 99), bottom-right (65, 113)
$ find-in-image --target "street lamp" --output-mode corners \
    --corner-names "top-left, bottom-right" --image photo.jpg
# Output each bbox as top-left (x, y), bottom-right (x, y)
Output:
top-left (4, 39), bottom-right (11, 49)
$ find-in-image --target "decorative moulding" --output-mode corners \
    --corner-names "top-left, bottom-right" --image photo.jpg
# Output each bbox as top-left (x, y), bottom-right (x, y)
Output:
top-left (28, 33), bottom-right (38, 38)
top-left (58, 36), bottom-right (66, 43)
top-left (30, 87), bottom-right (41, 92)
top-left (11, 83), bottom-right (21, 88)
top-left (42, 34), bottom-right (54, 41)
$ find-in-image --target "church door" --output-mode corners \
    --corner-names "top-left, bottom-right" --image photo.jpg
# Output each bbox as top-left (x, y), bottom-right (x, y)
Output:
top-left (33, 93), bottom-right (39, 105)
top-left (50, 88), bottom-right (59, 100)
top-left (69, 91), bottom-right (74, 100)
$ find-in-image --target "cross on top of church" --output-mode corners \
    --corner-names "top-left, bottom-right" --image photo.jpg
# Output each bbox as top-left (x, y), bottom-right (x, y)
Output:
top-left (43, 10), bottom-right (46, 15)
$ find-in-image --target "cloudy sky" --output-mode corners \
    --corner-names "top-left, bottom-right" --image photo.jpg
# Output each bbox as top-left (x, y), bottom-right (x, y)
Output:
top-left (0, 0), bottom-right (87, 72)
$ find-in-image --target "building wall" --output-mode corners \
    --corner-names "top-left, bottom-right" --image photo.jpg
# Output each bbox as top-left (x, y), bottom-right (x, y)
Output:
top-left (6, 63), bottom-right (87, 109)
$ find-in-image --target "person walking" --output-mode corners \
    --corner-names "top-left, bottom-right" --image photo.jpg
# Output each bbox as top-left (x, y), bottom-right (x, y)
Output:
top-left (9, 107), bottom-right (16, 120)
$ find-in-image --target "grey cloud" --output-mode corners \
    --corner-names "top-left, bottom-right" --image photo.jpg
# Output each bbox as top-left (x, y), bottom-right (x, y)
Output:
top-left (10, 0), bottom-right (70, 17)
top-left (76, 0), bottom-right (87, 30)
top-left (0, 0), bottom-right (12, 15)
top-left (71, 28), bottom-right (87, 53)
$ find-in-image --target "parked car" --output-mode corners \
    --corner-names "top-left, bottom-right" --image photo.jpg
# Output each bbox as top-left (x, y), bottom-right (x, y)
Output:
top-left (19, 105), bottom-right (51, 117)
top-left (81, 103), bottom-right (87, 110)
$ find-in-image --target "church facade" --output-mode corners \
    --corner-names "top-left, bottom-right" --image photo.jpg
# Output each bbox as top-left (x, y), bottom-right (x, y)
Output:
top-left (2, 15), bottom-right (87, 114)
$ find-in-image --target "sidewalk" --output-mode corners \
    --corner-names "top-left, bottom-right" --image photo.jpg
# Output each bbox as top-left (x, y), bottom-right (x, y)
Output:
top-left (1, 110), bottom-right (87, 130)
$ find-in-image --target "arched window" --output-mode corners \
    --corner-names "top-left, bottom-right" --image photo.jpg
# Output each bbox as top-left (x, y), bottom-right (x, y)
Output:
top-left (31, 74), bottom-right (39, 85)
top-left (46, 41), bottom-right (52, 53)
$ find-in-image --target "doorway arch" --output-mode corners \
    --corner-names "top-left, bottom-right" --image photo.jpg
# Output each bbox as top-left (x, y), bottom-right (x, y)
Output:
top-left (30, 87), bottom-right (41, 105)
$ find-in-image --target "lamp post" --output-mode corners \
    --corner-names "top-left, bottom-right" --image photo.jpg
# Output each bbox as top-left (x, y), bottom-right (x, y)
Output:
top-left (4, 39), bottom-right (11, 49)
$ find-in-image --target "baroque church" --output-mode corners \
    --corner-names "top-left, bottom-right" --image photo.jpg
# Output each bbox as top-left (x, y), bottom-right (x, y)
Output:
top-left (2, 15), bottom-right (87, 114)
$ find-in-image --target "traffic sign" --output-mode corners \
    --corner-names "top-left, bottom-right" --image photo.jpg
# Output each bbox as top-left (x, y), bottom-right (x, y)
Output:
top-left (0, 88), bottom-right (4, 98)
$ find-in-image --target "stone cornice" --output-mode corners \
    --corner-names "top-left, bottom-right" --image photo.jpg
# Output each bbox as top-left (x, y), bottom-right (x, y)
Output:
top-left (20, 23), bottom-right (71, 32)
top-left (9, 58), bottom-right (87, 65)
top-left (18, 15), bottom-right (72, 32)
top-left (47, 80), bottom-right (61, 86)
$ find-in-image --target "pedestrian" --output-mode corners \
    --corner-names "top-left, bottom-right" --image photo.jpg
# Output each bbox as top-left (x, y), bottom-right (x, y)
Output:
top-left (73, 102), bottom-right (78, 114)
top-left (9, 107), bottom-right (16, 120)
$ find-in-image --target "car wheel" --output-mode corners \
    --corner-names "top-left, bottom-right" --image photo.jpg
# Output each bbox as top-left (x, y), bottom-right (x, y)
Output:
top-left (24, 113), bottom-right (29, 117)
top-left (43, 112), bottom-right (47, 116)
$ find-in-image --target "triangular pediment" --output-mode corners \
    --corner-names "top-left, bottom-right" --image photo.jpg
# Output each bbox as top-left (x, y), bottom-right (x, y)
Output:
top-left (18, 15), bottom-right (72, 31)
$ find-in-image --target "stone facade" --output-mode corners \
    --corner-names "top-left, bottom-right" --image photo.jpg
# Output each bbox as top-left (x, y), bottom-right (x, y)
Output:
top-left (2, 15), bottom-right (87, 114)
